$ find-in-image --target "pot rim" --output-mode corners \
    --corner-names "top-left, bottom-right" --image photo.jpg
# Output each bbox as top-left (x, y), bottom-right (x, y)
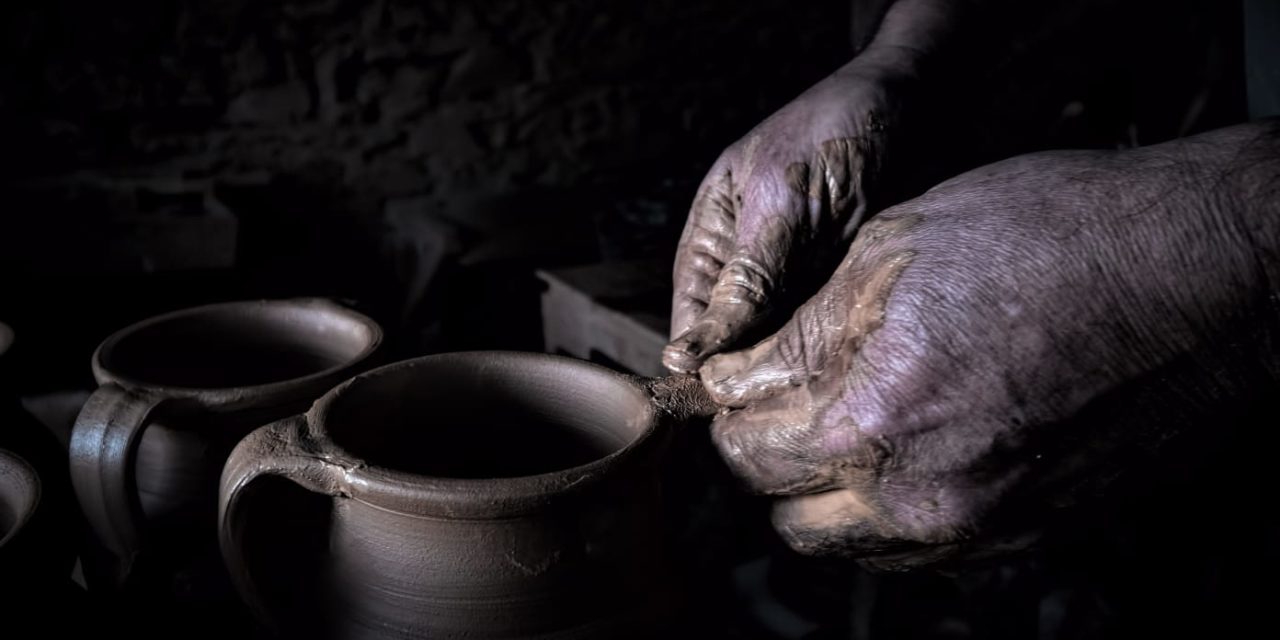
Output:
top-left (92, 298), bottom-right (383, 409)
top-left (306, 351), bottom-right (665, 519)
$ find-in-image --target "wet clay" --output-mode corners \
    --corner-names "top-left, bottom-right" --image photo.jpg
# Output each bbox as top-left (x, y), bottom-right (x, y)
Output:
top-left (352, 414), bottom-right (617, 479)
top-left (643, 374), bottom-right (720, 423)
top-left (667, 136), bottom-right (884, 375)
top-left (700, 225), bottom-right (916, 410)
top-left (839, 249), bottom-right (915, 354)
top-left (221, 352), bottom-right (693, 639)
top-left (695, 215), bottom-right (921, 544)
top-left (786, 488), bottom-right (877, 531)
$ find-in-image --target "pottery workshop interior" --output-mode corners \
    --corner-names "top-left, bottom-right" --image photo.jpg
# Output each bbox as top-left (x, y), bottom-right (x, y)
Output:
top-left (2, 1), bottom-right (1279, 638)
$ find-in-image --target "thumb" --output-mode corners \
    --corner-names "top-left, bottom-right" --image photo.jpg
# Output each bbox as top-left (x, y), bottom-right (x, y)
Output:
top-left (699, 273), bottom-right (846, 407)
top-left (700, 225), bottom-right (916, 407)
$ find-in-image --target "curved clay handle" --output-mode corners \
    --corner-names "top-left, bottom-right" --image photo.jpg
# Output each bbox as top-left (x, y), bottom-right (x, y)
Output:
top-left (68, 383), bottom-right (169, 579)
top-left (641, 374), bottom-right (720, 424)
top-left (219, 414), bottom-right (345, 631)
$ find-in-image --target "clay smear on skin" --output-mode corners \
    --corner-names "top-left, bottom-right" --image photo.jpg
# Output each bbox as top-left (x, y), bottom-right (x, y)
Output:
top-left (701, 215), bottom-right (918, 409)
top-left (839, 213), bottom-right (920, 341)
top-left (716, 223), bottom-right (918, 505)
top-left (839, 247), bottom-right (915, 356)
top-left (669, 136), bottom-right (875, 373)
top-left (787, 488), bottom-right (878, 531)
top-left (801, 217), bottom-right (919, 517)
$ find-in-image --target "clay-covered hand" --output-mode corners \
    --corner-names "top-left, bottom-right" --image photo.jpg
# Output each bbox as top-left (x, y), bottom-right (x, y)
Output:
top-left (698, 122), bottom-right (1280, 569)
top-left (663, 59), bottom-right (912, 375)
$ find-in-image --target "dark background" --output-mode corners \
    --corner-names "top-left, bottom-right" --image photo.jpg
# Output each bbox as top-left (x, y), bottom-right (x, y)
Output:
top-left (0, 0), bottom-right (1250, 393)
top-left (0, 0), bottom-right (859, 394)
top-left (0, 1), bottom-right (1272, 638)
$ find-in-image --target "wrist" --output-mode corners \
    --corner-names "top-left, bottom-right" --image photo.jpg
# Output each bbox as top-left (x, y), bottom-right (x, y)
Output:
top-left (1219, 120), bottom-right (1280, 276)
top-left (1106, 121), bottom-right (1280, 379)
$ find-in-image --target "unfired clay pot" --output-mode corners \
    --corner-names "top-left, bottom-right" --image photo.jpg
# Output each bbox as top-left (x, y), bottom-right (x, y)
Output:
top-left (220, 351), bottom-right (716, 639)
top-left (0, 448), bottom-right (45, 580)
top-left (69, 299), bottom-right (382, 586)
top-left (0, 322), bottom-right (78, 598)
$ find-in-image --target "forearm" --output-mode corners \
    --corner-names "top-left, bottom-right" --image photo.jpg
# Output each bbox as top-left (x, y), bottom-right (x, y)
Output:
top-left (1103, 119), bottom-right (1280, 390)
top-left (1220, 119), bottom-right (1280, 276)
top-left (844, 0), bottom-right (1100, 80)
top-left (1220, 119), bottom-right (1280, 377)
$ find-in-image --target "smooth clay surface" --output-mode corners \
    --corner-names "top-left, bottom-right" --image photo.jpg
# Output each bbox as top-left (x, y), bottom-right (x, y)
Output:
top-left (221, 352), bottom-right (694, 639)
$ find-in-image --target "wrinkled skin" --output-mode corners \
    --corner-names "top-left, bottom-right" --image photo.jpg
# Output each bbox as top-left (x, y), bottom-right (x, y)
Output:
top-left (662, 62), bottom-right (906, 375)
top-left (663, 0), bottom-right (1010, 374)
top-left (696, 122), bottom-right (1280, 570)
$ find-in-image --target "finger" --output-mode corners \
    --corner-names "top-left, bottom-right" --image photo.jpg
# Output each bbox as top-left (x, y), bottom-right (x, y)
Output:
top-left (668, 166), bottom-right (735, 345)
top-left (665, 257), bottom-right (771, 374)
top-left (699, 215), bottom-right (916, 406)
top-left (709, 389), bottom-right (833, 496)
top-left (665, 177), bottom-right (805, 374)
top-left (801, 137), bottom-right (876, 243)
top-left (772, 479), bottom-right (989, 563)
top-left (668, 136), bottom-right (880, 375)
top-left (700, 276), bottom-right (845, 407)
top-left (771, 489), bottom-right (890, 557)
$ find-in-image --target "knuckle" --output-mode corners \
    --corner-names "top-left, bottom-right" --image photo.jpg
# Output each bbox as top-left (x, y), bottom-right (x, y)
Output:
top-left (710, 421), bottom-right (787, 494)
top-left (881, 490), bottom-right (977, 547)
top-left (710, 421), bottom-right (754, 473)
top-left (775, 519), bottom-right (822, 556)
top-left (773, 327), bottom-right (811, 378)
top-left (711, 256), bottom-right (773, 306)
top-left (685, 247), bottom-right (724, 277)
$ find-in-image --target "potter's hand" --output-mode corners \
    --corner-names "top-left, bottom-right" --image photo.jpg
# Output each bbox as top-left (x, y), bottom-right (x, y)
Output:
top-left (698, 122), bottom-right (1280, 570)
top-left (661, 0), bottom-right (979, 374)
top-left (663, 64), bottom-right (900, 375)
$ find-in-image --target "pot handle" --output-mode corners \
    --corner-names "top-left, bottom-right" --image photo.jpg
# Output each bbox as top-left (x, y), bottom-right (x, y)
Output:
top-left (69, 383), bottom-right (169, 583)
top-left (640, 374), bottom-right (720, 424)
top-left (219, 414), bottom-right (345, 632)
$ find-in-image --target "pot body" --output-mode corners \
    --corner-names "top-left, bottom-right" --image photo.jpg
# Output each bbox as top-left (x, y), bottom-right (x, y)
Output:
top-left (221, 352), bottom-right (690, 639)
top-left (325, 477), bottom-right (671, 638)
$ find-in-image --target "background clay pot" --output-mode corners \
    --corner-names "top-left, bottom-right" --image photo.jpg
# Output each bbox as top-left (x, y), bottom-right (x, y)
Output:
top-left (220, 351), bottom-right (716, 639)
top-left (0, 322), bottom-right (79, 599)
top-left (0, 448), bottom-right (50, 587)
top-left (68, 299), bottom-right (382, 589)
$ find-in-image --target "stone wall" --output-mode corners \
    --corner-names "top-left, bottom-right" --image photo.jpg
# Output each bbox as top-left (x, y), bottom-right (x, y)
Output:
top-left (0, 0), bottom-right (853, 383)
top-left (0, 0), bottom-right (852, 219)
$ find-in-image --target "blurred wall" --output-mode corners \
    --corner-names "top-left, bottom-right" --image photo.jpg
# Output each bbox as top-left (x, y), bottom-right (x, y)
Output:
top-left (0, 0), bottom-right (851, 216)
top-left (0, 0), bottom-right (853, 388)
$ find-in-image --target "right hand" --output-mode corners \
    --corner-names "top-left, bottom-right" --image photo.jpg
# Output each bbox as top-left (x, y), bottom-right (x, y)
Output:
top-left (694, 121), bottom-right (1280, 569)
top-left (664, 59), bottom-right (914, 374)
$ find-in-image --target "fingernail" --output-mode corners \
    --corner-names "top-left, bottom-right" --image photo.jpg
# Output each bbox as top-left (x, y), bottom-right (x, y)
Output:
top-left (662, 333), bottom-right (706, 374)
top-left (701, 351), bottom-right (752, 403)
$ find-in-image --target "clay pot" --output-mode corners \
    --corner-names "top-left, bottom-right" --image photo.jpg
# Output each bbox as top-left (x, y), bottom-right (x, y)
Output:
top-left (0, 322), bottom-right (79, 598)
top-left (69, 299), bottom-right (382, 587)
top-left (220, 351), bottom-right (716, 639)
top-left (0, 448), bottom-right (45, 582)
